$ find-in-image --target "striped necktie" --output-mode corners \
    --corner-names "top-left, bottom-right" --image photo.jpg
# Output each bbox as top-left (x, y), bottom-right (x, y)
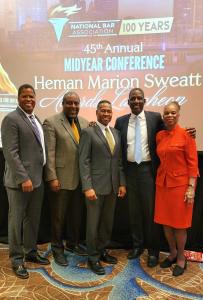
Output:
top-left (105, 127), bottom-right (115, 154)
top-left (29, 115), bottom-right (41, 145)
top-left (71, 119), bottom-right (80, 143)
top-left (134, 116), bottom-right (142, 164)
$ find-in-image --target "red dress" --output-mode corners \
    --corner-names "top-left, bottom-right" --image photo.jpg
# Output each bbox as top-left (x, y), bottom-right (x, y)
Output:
top-left (154, 125), bottom-right (198, 228)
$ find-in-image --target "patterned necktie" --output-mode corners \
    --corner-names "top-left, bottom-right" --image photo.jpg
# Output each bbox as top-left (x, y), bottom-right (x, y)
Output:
top-left (71, 119), bottom-right (80, 143)
top-left (105, 127), bottom-right (115, 154)
top-left (29, 115), bottom-right (41, 145)
top-left (134, 116), bottom-right (142, 164)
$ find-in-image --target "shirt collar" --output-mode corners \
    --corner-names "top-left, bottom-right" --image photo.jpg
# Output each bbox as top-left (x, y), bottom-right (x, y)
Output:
top-left (18, 105), bottom-right (35, 118)
top-left (96, 121), bottom-right (110, 131)
top-left (131, 109), bottom-right (145, 120)
top-left (67, 116), bottom-right (78, 124)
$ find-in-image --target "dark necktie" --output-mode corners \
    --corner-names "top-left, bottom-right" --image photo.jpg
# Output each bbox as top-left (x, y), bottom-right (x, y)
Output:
top-left (29, 115), bottom-right (42, 145)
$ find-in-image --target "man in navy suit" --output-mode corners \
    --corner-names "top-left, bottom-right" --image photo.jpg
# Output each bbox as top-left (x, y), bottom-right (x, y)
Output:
top-left (1, 84), bottom-right (49, 279)
top-left (115, 88), bottom-right (164, 267)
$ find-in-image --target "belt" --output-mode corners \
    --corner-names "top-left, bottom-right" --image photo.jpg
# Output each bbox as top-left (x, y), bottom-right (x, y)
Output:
top-left (127, 161), bottom-right (151, 166)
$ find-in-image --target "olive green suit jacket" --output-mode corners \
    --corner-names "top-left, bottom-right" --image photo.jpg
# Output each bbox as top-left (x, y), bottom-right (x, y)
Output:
top-left (43, 112), bottom-right (88, 190)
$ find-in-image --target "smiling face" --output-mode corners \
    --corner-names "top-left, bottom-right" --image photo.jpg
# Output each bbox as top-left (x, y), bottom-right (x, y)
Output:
top-left (18, 87), bottom-right (36, 114)
top-left (96, 102), bottom-right (112, 126)
top-left (163, 103), bottom-right (180, 129)
top-left (62, 93), bottom-right (80, 118)
top-left (128, 89), bottom-right (145, 115)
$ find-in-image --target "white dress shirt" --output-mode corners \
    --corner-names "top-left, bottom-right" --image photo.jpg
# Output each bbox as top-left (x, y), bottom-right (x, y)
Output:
top-left (127, 110), bottom-right (151, 162)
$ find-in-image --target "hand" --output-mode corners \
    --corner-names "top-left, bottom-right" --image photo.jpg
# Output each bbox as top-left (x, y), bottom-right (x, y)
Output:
top-left (88, 121), bottom-right (97, 127)
top-left (185, 127), bottom-right (196, 139)
top-left (84, 189), bottom-right (97, 200)
top-left (21, 179), bottom-right (33, 192)
top-left (118, 186), bottom-right (126, 198)
top-left (184, 186), bottom-right (195, 204)
top-left (49, 179), bottom-right (61, 192)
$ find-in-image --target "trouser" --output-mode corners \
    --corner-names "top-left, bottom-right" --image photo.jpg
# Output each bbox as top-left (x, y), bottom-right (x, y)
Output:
top-left (126, 161), bottom-right (160, 255)
top-left (85, 192), bottom-right (117, 262)
top-left (7, 184), bottom-right (44, 266)
top-left (50, 185), bottom-right (85, 254)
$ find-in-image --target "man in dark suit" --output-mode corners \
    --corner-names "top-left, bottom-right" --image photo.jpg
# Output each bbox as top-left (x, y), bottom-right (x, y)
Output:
top-left (1, 84), bottom-right (49, 279)
top-left (115, 88), bottom-right (164, 268)
top-left (79, 100), bottom-right (126, 275)
top-left (43, 91), bottom-right (88, 266)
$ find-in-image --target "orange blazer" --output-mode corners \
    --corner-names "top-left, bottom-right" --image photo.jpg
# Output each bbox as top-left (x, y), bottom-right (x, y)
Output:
top-left (156, 125), bottom-right (199, 187)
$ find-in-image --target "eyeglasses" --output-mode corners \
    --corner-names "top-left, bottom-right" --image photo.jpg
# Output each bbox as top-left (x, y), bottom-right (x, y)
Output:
top-left (129, 96), bottom-right (144, 102)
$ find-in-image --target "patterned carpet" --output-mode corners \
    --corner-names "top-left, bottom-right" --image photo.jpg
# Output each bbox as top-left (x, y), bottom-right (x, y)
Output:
top-left (0, 244), bottom-right (203, 300)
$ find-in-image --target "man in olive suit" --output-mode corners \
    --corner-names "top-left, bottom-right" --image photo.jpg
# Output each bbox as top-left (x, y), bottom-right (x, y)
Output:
top-left (43, 91), bottom-right (88, 266)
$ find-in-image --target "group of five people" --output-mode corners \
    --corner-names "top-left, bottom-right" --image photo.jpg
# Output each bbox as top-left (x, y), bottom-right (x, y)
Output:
top-left (1, 84), bottom-right (198, 279)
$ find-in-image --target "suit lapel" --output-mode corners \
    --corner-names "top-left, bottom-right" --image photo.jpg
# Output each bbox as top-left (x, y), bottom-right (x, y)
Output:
top-left (60, 112), bottom-right (78, 145)
top-left (94, 125), bottom-right (112, 154)
top-left (95, 125), bottom-right (116, 155)
top-left (145, 111), bottom-right (152, 149)
top-left (16, 107), bottom-right (42, 146)
top-left (78, 117), bottom-right (87, 130)
top-left (123, 114), bottom-right (130, 149)
top-left (110, 127), bottom-right (118, 154)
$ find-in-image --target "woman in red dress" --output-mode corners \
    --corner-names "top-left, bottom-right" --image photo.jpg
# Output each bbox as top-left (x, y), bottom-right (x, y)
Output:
top-left (154, 101), bottom-right (198, 276)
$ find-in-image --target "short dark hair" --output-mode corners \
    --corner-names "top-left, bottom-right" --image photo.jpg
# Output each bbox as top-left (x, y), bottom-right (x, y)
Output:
top-left (18, 84), bottom-right (35, 97)
top-left (62, 91), bottom-right (80, 105)
top-left (165, 101), bottom-right (181, 111)
top-left (129, 88), bottom-right (144, 99)
top-left (97, 100), bottom-right (112, 109)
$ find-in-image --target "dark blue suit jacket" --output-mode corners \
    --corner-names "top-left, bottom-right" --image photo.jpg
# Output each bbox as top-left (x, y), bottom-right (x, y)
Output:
top-left (114, 110), bottom-right (165, 176)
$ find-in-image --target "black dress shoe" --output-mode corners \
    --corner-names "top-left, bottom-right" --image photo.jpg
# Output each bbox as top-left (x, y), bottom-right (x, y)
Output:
top-left (172, 260), bottom-right (187, 277)
top-left (147, 255), bottom-right (159, 268)
top-left (88, 260), bottom-right (105, 275)
top-left (127, 248), bottom-right (144, 260)
top-left (100, 252), bottom-right (118, 264)
top-left (12, 264), bottom-right (29, 279)
top-left (160, 257), bottom-right (177, 268)
top-left (25, 253), bottom-right (50, 265)
top-left (53, 253), bottom-right (69, 266)
top-left (65, 244), bottom-right (87, 256)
